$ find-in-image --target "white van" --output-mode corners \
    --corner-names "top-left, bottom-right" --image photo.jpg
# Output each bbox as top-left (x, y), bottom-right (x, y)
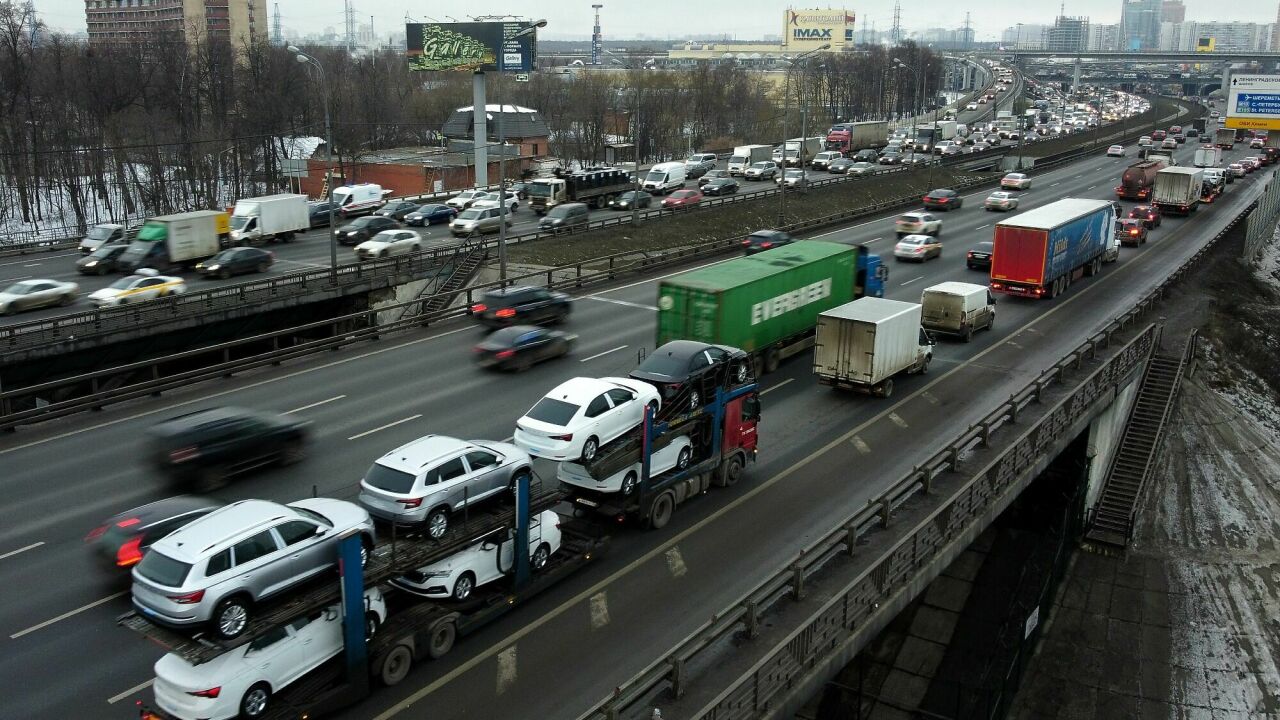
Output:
top-left (332, 183), bottom-right (386, 218)
top-left (920, 282), bottom-right (995, 342)
top-left (557, 434), bottom-right (693, 496)
top-left (642, 161), bottom-right (687, 195)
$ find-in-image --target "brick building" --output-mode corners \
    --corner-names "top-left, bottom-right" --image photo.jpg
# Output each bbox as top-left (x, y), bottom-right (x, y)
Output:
top-left (298, 145), bottom-right (535, 200)
top-left (85, 0), bottom-right (267, 45)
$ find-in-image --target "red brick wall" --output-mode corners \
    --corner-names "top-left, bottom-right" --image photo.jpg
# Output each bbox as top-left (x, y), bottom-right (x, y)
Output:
top-left (300, 158), bottom-right (534, 200)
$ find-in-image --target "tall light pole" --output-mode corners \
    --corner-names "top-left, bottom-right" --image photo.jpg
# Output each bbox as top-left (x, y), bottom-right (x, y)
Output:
top-left (496, 19), bottom-right (547, 284)
top-left (288, 44), bottom-right (337, 275)
top-left (895, 59), bottom-right (920, 161)
top-left (777, 45), bottom-right (828, 226)
top-left (608, 51), bottom-right (655, 227)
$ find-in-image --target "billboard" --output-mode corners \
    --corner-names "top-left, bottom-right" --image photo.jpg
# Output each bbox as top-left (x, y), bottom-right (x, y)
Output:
top-left (784, 8), bottom-right (855, 48)
top-left (406, 22), bottom-right (537, 72)
top-left (1226, 74), bottom-right (1280, 131)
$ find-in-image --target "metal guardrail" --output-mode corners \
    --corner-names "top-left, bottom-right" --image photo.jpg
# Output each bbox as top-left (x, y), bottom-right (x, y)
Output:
top-left (574, 171), bottom-right (1261, 720)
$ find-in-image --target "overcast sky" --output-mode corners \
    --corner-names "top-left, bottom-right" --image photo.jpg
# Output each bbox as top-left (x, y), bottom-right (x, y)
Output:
top-left (35, 0), bottom-right (1278, 41)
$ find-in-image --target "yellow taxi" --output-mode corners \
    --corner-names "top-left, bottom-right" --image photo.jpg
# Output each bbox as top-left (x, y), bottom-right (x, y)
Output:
top-left (88, 269), bottom-right (186, 308)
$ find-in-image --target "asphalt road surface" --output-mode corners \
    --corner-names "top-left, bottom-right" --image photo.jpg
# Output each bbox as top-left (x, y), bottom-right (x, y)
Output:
top-left (0, 129), bottom-right (1265, 718)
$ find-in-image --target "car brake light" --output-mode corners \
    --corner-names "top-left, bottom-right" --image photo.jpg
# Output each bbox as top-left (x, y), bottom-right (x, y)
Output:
top-left (116, 517), bottom-right (141, 528)
top-left (495, 308), bottom-right (516, 319)
top-left (496, 350), bottom-right (515, 359)
top-left (116, 536), bottom-right (144, 567)
top-left (741, 239), bottom-right (752, 246)
top-left (398, 498), bottom-right (423, 509)
top-left (761, 242), bottom-right (773, 249)
top-left (549, 433), bottom-right (573, 441)
top-left (470, 303), bottom-right (487, 313)
top-left (169, 446), bottom-right (199, 463)
top-left (1130, 229), bottom-right (1139, 236)
top-left (168, 589), bottom-right (205, 604)
top-left (187, 687), bottom-right (221, 699)
top-left (85, 525), bottom-right (108, 542)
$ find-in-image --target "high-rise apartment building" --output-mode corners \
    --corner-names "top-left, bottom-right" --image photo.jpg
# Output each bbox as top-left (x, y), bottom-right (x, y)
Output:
top-left (85, 0), bottom-right (267, 45)
top-left (1120, 0), bottom-right (1162, 50)
top-left (1046, 16), bottom-right (1090, 52)
top-left (1161, 0), bottom-right (1185, 23)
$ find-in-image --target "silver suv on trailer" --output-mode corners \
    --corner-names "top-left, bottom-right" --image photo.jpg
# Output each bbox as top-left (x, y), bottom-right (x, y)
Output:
top-left (130, 498), bottom-right (375, 640)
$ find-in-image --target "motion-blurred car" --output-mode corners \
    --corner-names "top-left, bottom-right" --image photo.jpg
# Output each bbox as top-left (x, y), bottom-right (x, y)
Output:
top-left (355, 229), bottom-right (421, 260)
top-left (877, 152), bottom-right (903, 166)
top-left (607, 190), bottom-right (652, 210)
top-left (76, 242), bottom-right (129, 275)
top-left (699, 170), bottom-right (732, 187)
top-left (742, 229), bottom-right (794, 255)
top-left (1106, 144), bottom-right (1125, 157)
top-left (88, 272), bottom-right (183, 308)
top-left (374, 201), bottom-right (423, 221)
top-left (78, 223), bottom-right (130, 254)
top-left (1117, 218), bottom-right (1148, 246)
top-left (984, 191), bottom-right (1019, 211)
top-left (847, 162), bottom-right (876, 176)
top-left (1001, 173), bottom-right (1032, 190)
top-left (1128, 205), bottom-right (1162, 229)
top-left (922, 188), bottom-right (963, 210)
top-left (700, 177), bottom-right (739, 196)
top-left (470, 286), bottom-right (571, 328)
top-left (661, 189), bottom-right (703, 209)
top-left (966, 241), bottom-right (994, 270)
top-left (828, 157), bottom-right (856, 173)
top-left (0, 278), bottom-right (79, 315)
top-left (148, 406), bottom-right (310, 489)
top-left (334, 215), bottom-right (399, 245)
top-left (195, 247), bottom-right (274, 279)
top-left (893, 234), bottom-right (943, 262)
top-left (474, 326), bottom-right (576, 371)
top-left (514, 377), bottom-right (662, 462)
top-left (744, 161), bottom-right (778, 180)
top-left (403, 203), bottom-right (457, 226)
top-left (895, 211), bottom-right (941, 236)
top-left (86, 496), bottom-right (224, 575)
top-left (776, 169), bottom-right (806, 188)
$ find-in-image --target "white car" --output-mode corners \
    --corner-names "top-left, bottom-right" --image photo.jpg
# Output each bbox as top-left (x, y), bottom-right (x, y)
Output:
top-left (514, 376), bottom-right (662, 462)
top-left (1001, 173), bottom-right (1031, 190)
top-left (470, 190), bottom-right (520, 213)
top-left (847, 162), bottom-right (876, 175)
top-left (776, 169), bottom-right (806, 188)
top-left (743, 161), bottom-right (778, 180)
top-left (445, 189), bottom-right (487, 210)
top-left (393, 509), bottom-right (562, 601)
top-left (151, 588), bottom-right (386, 720)
top-left (984, 191), bottom-right (1019, 212)
top-left (1137, 135), bottom-right (1153, 147)
top-left (1106, 144), bottom-right (1125, 157)
top-left (894, 211), bottom-right (941, 236)
top-left (966, 102), bottom-right (978, 111)
top-left (558, 434), bottom-right (693, 496)
top-left (355, 229), bottom-right (421, 260)
top-left (88, 271), bottom-right (185, 307)
top-left (0, 278), bottom-right (78, 315)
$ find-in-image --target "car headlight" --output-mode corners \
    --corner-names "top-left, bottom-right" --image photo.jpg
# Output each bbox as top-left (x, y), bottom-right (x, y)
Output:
top-left (422, 570), bottom-right (451, 579)
top-left (84, 260), bottom-right (98, 267)
top-left (206, 264), bottom-right (220, 270)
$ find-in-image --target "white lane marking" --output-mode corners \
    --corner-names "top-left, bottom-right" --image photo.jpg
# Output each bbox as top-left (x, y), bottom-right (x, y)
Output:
top-left (922, 391), bottom-right (940, 405)
top-left (586, 259), bottom-right (726, 297)
top-left (107, 679), bottom-right (153, 705)
top-left (579, 345), bottom-right (628, 363)
top-left (0, 252), bottom-right (77, 268)
top-left (581, 296), bottom-right (656, 311)
top-left (851, 436), bottom-right (872, 454)
top-left (761, 378), bottom-right (793, 395)
top-left (589, 592), bottom-right (610, 630)
top-left (496, 645), bottom-right (518, 695)
top-left (901, 276), bottom-right (924, 286)
top-left (347, 414), bottom-right (422, 441)
top-left (889, 412), bottom-right (909, 429)
top-left (286, 395), bottom-right (346, 414)
top-left (1051, 182), bottom-right (1061, 186)
top-left (22, 263), bottom-right (40, 267)
top-left (1, 274), bottom-right (33, 282)
top-left (869, 237), bottom-right (884, 243)
top-left (10, 591), bottom-right (127, 639)
top-left (0, 541), bottom-right (44, 560)
top-left (975, 224), bottom-right (990, 230)
top-left (665, 547), bottom-right (688, 578)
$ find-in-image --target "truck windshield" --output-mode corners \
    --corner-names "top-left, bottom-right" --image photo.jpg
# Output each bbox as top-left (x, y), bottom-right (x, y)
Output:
top-left (729, 156), bottom-right (746, 165)
top-left (645, 170), bottom-right (667, 183)
top-left (136, 221), bottom-right (167, 241)
top-left (333, 190), bottom-right (353, 206)
top-left (230, 216), bottom-right (250, 231)
top-left (526, 183), bottom-right (553, 198)
top-left (86, 226), bottom-right (116, 241)
top-left (118, 241), bottom-right (153, 263)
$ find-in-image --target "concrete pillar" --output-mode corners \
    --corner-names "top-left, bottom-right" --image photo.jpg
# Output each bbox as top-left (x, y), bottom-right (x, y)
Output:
top-left (473, 71), bottom-right (488, 187)
top-left (1072, 58), bottom-right (1081, 95)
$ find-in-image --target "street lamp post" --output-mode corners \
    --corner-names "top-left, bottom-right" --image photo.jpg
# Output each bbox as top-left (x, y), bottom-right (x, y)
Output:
top-left (495, 19), bottom-right (547, 284)
top-left (777, 45), bottom-right (829, 226)
top-left (896, 59), bottom-right (921, 163)
top-left (287, 45), bottom-right (337, 275)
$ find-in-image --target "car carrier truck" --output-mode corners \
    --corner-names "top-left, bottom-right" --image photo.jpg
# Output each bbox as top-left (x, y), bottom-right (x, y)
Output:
top-left (989, 198), bottom-right (1117, 300)
top-left (654, 240), bottom-right (886, 375)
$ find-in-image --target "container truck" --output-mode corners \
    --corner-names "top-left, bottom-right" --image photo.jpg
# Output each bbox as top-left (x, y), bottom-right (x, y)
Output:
top-left (1152, 166), bottom-right (1204, 215)
top-left (528, 167), bottom-right (632, 212)
top-left (1115, 159), bottom-right (1166, 200)
top-left (228, 194), bottom-right (309, 245)
top-left (654, 241), bottom-right (886, 375)
top-left (920, 282), bottom-right (996, 342)
top-left (116, 210), bottom-right (229, 273)
top-left (989, 198), bottom-right (1117, 300)
top-left (641, 161), bottom-right (687, 195)
top-left (825, 121), bottom-right (889, 154)
top-left (728, 144), bottom-right (772, 175)
top-left (1193, 146), bottom-right (1222, 168)
top-left (1214, 127), bottom-right (1235, 149)
top-left (813, 297), bottom-right (935, 398)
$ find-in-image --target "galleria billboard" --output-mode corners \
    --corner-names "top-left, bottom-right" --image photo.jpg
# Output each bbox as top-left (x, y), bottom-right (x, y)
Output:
top-left (406, 22), bottom-right (537, 72)
top-left (784, 8), bottom-right (856, 48)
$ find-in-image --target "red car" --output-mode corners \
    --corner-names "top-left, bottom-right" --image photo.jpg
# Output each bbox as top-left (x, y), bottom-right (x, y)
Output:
top-left (1151, 130), bottom-right (1167, 141)
top-left (1129, 205), bottom-right (1161, 229)
top-left (661, 189), bottom-right (703, 209)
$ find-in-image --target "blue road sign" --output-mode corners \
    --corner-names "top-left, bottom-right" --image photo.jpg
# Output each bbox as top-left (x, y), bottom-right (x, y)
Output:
top-left (1233, 93), bottom-right (1280, 115)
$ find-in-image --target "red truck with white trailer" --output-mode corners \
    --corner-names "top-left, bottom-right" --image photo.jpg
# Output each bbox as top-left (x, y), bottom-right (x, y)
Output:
top-left (989, 198), bottom-right (1117, 300)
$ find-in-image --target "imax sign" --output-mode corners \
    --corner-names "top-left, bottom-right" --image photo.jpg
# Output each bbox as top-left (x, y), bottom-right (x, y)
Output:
top-left (793, 28), bottom-right (833, 39)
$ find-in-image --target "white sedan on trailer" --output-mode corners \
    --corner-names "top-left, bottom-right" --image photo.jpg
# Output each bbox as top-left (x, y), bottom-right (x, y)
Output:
top-left (151, 588), bottom-right (386, 720)
top-left (514, 377), bottom-right (661, 462)
top-left (392, 509), bottom-right (562, 601)
top-left (558, 434), bottom-right (694, 496)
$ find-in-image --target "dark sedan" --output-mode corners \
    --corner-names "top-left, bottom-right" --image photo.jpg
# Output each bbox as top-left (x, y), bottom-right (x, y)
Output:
top-left (334, 215), bottom-right (399, 245)
top-left (701, 177), bottom-right (740, 196)
top-left (474, 326), bottom-right (576, 371)
top-left (195, 247), bottom-right (274, 279)
top-left (743, 229), bottom-right (794, 255)
top-left (308, 200), bottom-right (338, 227)
top-left (699, 169), bottom-right (732, 187)
top-left (147, 407), bottom-right (310, 490)
top-left (607, 190), bottom-right (652, 210)
top-left (404, 203), bottom-right (457, 226)
top-left (85, 496), bottom-right (224, 576)
top-left (922, 188), bottom-right (963, 210)
top-left (828, 158), bottom-right (855, 174)
top-left (878, 153), bottom-right (903, 165)
top-left (630, 340), bottom-right (753, 411)
top-left (375, 200), bottom-right (423, 221)
top-left (469, 286), bottom-right (572, 328)
top-left (1129, 205), bottom-right (1161, 229)
top-left (1117, 218), bottom-right (1148, 246)
top-left (966, 241), bottom-right (994, 270)
top-left (76, 242), bottom-right (129, 275)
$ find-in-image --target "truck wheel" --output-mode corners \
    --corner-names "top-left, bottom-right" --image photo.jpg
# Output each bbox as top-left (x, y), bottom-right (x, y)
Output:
top-left (716, 455), bottom-right (744, 487)
top-left (648, 492), bottom-right (675, 530)
top-left (620, 471), bottom-right (638, 496)
top-left (426, 620), bottom-right (457, 659)
top-left (380, 644), bottom-right (414, 686)
top-left (963, 326), bottom-right (973, 343)
top-left (918, 355), bottom-right (931, 375)
top-left (764, 347), bottom-right (781, 374)
top-left (879, 378), bottom-right (895, 398)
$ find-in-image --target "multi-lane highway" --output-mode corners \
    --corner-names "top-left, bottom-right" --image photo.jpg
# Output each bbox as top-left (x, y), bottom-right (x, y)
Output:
top-left (0, 121), bottom-right (1265, 718)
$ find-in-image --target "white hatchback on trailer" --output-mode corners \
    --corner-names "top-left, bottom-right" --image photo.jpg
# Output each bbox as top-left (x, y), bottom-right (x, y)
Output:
top-left (514, 377), bottom-right (661, 462)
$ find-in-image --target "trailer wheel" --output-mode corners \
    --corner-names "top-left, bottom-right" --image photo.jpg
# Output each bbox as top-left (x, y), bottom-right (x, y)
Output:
top-left (380, 644), bottom-right (414, 685)
top-left (764, 347), bottom-right (781, 374)
top-left (648, 492), bottom-right (675, 530)
top-left (426, 620), bottom-right (457, 659)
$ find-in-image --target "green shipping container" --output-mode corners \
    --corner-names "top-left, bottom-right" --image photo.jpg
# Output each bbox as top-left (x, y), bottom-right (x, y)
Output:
top-left (656, 241), bottom-right (857, 352)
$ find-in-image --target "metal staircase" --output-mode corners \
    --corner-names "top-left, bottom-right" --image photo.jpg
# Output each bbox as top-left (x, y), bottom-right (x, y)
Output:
top-left (1085, 331), bottom-right (1196, 548)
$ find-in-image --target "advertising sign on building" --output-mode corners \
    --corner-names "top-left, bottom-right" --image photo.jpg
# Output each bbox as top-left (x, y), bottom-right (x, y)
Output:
top-left (1226, 74), bottom-right (1280, 131)
top-left (784, 8), bottom-right (856, 49)
top-left (406, 22), bottom-right (537, 72)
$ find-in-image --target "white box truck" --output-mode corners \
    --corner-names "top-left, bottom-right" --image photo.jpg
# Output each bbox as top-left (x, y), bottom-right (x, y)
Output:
top-left (813, 297), bottom-right (935, 398)
top-left (1192, 146), bottom-right (1222, 168)
top-left (920, 282), bottom-right (996, 342)
top-left (642, 161), bottom-right (688, 195)
top-left (782, 137), bottom-right (824, 167)
top-left (1152, 166), bottom-right (1203, 216)
top-left (229, 194), bottom-right (309, 245)
top-left (116, 210), bottom-right (229, 273)
top-left (728, 145), bottom-right (772, 176)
